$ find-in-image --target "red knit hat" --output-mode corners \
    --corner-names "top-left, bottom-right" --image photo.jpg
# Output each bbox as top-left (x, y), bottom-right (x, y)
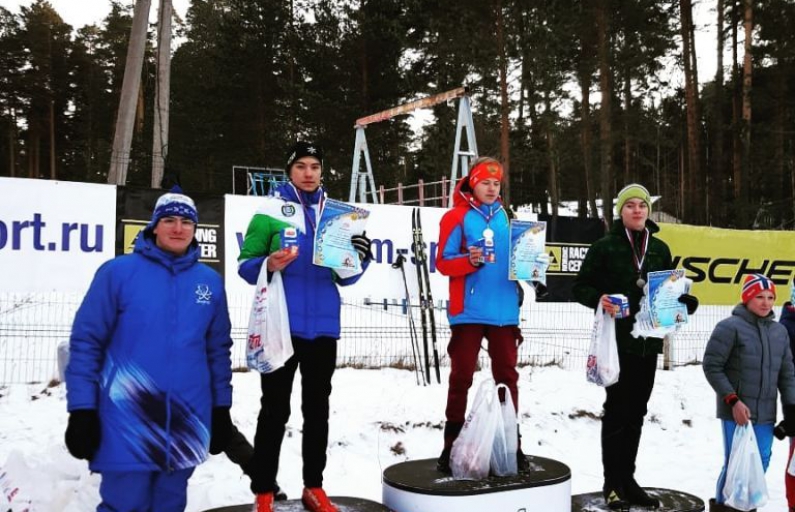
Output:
top-left (469, 160), bottom-right (503, 188)
top-left (741, 274), bottom-right (776, 304)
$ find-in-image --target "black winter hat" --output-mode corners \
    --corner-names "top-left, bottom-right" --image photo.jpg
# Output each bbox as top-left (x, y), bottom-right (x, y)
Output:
top-left (285, 141), bottom-right (323, 172)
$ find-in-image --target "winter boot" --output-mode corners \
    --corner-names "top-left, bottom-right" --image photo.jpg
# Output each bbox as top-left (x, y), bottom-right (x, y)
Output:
top-left (437, 421), bottom-right (464, 474)
top-left (603, 483), bottom-right (629, 510)
top-left (708, 498), bottom-right (750, 512)
top-left (301, 487), bottom-right (338, 512)
top-left (623, 478), bottom-right (660, 508)
top-left (516, 426), bottom-right (530, 471)
top-left (253, 492), bottom-right (274, 512)
top-left (273, 482), bottom-right (287, 501)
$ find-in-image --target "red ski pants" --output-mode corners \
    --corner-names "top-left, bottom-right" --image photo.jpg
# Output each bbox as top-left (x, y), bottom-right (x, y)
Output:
top-left (787, 437), bottom-right (795, 508)
top-left (444, 323), bottom-right (521, 424)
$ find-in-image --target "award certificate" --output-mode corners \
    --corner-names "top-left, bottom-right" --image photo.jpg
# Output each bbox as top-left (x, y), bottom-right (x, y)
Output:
top-left (509, 220), bottom-right (547, 282)
top-left (312, 198), bottom-right (370, 271)
top-left (647, 269), bottom-right (690, 328)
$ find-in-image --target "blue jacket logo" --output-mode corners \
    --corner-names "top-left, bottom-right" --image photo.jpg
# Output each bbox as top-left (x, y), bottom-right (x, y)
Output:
top-left (195, 284), bottom-right (212, 305)
top-left (281, 205), bottom-right (296, 217)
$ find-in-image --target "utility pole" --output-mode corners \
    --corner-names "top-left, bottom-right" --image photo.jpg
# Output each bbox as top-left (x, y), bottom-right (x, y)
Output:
top-left (108, 0), bottom-right (152, 186)
top-left (151, 0), bottom-right (172, 188)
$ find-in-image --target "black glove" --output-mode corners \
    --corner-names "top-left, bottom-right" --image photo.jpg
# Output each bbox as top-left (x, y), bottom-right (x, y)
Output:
top-left (209, 407), bottom-right (234, 455)
top-left (783, 404), bottom-right (795, 437)
top-left (351, 232), bottom-right (374, 262)
top-left (677, 293), bottom-right (699, 315)
top-left (65, 409), bottom-right (101, 460)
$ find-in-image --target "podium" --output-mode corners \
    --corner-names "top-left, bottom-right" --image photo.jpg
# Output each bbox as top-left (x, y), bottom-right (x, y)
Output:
top-left (204, 496), bottom-right (394, 512)
top-left (571, 488), bottom-right (705, 512)
top-left (382, 455), bottom-right (572, 512)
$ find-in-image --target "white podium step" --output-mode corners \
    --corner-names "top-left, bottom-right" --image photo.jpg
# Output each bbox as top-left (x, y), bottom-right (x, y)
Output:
top-left (382, 455), bottom-right (571, 512)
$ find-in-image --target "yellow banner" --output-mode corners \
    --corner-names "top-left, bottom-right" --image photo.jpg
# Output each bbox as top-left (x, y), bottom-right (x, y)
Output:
top-left (656, 224), bottom-right (795, 305)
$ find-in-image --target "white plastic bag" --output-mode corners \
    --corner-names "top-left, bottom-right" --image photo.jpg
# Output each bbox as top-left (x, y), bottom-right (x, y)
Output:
top-left (586, 303), bottom-right (620, 387)
top-left (490, 383), bottom-right (519, 477)
top-left (450, 379), bottom-right (501, 480)
top-left (246, 261), bottom-right (293, 374)
top-left (723, 422), bottom-right (768, 511)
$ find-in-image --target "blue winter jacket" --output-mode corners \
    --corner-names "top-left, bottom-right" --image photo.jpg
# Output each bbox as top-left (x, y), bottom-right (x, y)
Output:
top-left (781, 303), bottom-right (795, 354)
top-left (66, 231), bottom-right (233, 472)
top-left (435, 179), bottom-right (520, 326)
top-left (237, 183), bottom-right (368, 340)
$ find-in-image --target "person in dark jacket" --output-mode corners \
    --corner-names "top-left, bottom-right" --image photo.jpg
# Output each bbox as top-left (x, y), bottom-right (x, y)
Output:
top-left (434, 157), bottom-right (532, 474)
top-left (780, 282), bottom-right (795, 512)
top-left (573, 183), bottom-right (698, 509)
top-left (238, 142), bottom-right (372, 512)
top-left (704, 274), bottom-right (795, 512)
top-left (65, 187), bottom-right (234, 512)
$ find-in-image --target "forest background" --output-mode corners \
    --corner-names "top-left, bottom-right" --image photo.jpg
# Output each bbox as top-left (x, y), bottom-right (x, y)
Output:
top-left (1, 0), bottom-right (794, 229)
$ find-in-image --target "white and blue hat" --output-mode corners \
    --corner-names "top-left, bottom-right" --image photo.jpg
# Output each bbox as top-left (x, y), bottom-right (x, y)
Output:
top-left (148, 185), bottom-right (198, 228)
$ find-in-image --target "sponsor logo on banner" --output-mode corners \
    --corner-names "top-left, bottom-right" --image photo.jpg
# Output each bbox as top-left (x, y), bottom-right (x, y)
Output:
top-left (545, 243), bottom-right (589, 275)
top-left (121, 219), bottom-right (221, 263)
top-left (0, 213), bottom-right (104, 253)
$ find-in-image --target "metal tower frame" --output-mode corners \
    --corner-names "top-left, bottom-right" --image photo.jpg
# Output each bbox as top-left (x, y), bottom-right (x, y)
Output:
top-left (349, 86), bottom-right (478, 206)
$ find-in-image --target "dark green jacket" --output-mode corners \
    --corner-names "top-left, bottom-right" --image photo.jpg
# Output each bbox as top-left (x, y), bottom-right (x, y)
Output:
top-left (573, 219), bottom-right (673, 356)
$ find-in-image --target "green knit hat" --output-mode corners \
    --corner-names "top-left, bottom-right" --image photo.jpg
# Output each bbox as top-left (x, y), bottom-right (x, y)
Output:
top-left (616, 183), bottom-right (652, 215)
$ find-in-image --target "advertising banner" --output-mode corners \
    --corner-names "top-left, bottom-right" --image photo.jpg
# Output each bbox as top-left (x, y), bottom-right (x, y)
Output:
top-left (657, 223), bottom-right (795, 305)
top-left (0, 177), bottom-right (116, 293)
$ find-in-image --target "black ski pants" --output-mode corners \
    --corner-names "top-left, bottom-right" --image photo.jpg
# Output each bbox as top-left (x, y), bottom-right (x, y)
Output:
top-left (250, 336), bottom-right (337, 494)
top-left (601, 350), bottom-right (658, 489)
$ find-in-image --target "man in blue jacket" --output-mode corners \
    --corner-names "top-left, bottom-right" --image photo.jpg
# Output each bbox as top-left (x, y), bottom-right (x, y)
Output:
top-left (65, 187), bottom-right (234, 512)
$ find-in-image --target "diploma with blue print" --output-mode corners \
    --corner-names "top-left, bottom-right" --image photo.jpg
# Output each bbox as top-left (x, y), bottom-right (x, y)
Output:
top-left (632, 269), bottom-right (692, 339)
top-left (312, 198), bottom-right (370, 272)
top-left (508, 220), bottom-right (548, 283)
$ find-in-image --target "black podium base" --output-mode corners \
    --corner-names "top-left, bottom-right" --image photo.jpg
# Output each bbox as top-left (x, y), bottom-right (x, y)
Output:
top-left (204, 496), bottom-right (393, 512)
top-left (571, 488), bottom-right (705, 512)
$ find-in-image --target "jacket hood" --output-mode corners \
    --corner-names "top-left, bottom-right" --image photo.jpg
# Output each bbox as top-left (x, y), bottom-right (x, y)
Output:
top-left (732, 303), bottom-right (776, 323)
top-left (135, 230), bottom-right (200, 272)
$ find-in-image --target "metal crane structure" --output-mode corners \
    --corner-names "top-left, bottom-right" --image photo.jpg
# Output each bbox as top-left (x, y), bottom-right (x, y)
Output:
top-left (348, 86), bottom-right (478, 206)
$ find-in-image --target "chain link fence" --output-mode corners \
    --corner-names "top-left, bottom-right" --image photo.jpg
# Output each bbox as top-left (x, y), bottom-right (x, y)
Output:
top-left (0, 292), bottom-right (734, 385)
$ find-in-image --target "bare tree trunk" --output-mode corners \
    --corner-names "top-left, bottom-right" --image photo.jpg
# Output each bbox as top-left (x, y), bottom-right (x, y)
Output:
top-left (152, 0), bottom-right (172, 189)
top-left (596, 0), bottom-right (613, 225)
top-left (49, 99), bottom-right (56, 180)
top-left (731, 1), bottom-right (742, 208)
top-left (740, 0), bottom-right (753, 226)
top-left (580, 69), bottom-right (597, 218)
top-left (623, 71), bottom-right (631, 184)
top-left (496, 0), bottom-right (511, 207)
top-left (680, 0), bottom-right (701, 224)
top-left (714, 0), bottom-right (725, 225)
top-left (7, 109), bottom-right (15, 177)
top-left (108, 0), bottom-right (151, 185)
top-left (545, 94), bottom-right (558, 219)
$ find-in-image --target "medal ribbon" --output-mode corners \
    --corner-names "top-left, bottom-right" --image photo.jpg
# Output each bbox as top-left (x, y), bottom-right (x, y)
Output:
top-left (625, 227), bottom-right (649, 277)
top-left (290, 183), bottom-right (325, 233)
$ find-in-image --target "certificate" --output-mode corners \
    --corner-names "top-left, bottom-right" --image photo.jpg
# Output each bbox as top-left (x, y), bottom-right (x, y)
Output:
top-left (312, 198), bottom-right (370, 271)
top-left (508, 220), bottom-right (547, 282)
top-left (647, 269), bottom-right (690, 328)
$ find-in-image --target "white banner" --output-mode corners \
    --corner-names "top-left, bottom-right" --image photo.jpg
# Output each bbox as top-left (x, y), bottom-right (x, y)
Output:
top-left (224, 196), bottom-right (449, 302)
top-left (0, 178), bottom-right (116, 293)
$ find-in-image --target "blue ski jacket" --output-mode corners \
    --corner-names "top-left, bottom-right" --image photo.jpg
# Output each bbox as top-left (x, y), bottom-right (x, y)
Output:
top-left (237, 183), bottom-right (369, 340)
top-left (66, 231), bottom-right (233, 472)
top-left (436, 178), bottom-right (520, 326)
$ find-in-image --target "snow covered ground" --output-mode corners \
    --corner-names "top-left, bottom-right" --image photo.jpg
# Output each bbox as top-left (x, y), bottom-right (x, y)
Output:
top-left (0, 364), bottom-right (790, 511)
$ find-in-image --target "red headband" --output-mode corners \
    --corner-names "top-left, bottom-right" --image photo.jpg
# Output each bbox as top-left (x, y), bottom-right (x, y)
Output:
top-left (469, 161), bottom-right (504, 188)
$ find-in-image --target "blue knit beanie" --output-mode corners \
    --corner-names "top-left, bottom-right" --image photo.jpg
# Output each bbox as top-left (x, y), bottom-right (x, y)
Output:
top-left (148, 185), bottom-right (198, 229)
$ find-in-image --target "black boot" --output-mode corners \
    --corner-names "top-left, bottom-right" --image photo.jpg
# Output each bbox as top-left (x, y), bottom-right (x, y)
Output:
top-left (436, 421), bottom-right (463, 474)
top-left (623, 477), bottom-right (659, 508)
top-left (516, 426), bottom-right (529, 472)
top-left (437, 446), bottom-right (452, 474)
top-left (603, 483), bottom-right (629, 510)
top-left (273, 481), bottom-right (287, 501)
top-left (708, 498), bottom-right (749, 512)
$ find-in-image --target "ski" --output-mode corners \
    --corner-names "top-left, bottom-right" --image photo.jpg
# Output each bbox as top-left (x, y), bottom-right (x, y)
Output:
top-left (392, 253), bottom-right (425, 386)
top-left (413, 208), bottom-right (441, 384)
top-left (412, 208), bottom-right (432, 384)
